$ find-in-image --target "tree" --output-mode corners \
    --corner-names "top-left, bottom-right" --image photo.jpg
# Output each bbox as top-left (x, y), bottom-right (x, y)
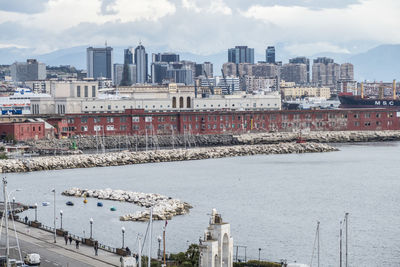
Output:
top-left (120, 63), bottom-right (132, 86)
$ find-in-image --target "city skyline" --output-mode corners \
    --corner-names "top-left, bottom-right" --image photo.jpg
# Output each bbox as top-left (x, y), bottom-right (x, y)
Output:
top-left (0, 0), bottom-right (398, 58)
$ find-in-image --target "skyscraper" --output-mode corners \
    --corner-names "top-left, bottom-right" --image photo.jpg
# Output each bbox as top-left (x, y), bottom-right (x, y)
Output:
top-left (266, 46), bottom-right (275, 64)
top-left (152, 53), bottom-right (180, 63)
top-left (228, 46), bottom-right (254, 64)
top-left (289, 57), bottom-right (310, 83)
top-left (87, 47), bottom-right (113, 80)
top-left (124, 48), bottom-right (134, 64)
top-left (135, 44), bottom-right (148, 84)
top-left (11, 59), bottom-right (46, 82)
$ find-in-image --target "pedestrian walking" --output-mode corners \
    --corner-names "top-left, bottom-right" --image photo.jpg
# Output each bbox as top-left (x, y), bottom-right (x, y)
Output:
top-left (94, 241), bottom-right (98, 256)
top-left (24, 216), bottom-right (28, 224)
top-left (75, 239), bottom-right (80, 249)
top-left (68, 235), bottom-right (72, 245)
top-left (64, 234), bottom-right (68, 245)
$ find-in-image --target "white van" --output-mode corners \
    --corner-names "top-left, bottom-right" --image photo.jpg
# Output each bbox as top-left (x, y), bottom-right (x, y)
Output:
top-left (24, 253), bottom-right (40, 266)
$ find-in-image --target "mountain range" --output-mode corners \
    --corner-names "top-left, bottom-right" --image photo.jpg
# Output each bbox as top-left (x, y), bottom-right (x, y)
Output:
top-left (0, 44), bottom-right (399, 82)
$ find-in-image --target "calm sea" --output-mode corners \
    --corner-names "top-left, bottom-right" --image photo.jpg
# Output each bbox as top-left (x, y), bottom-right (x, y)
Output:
top-left (6, 142), bottom-right (400, 266)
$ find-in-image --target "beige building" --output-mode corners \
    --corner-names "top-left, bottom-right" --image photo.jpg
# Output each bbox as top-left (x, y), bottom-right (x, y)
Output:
top-left (31, 83), bottom-right (281, 115)
top-left (282, 86), bottom-right (331, 99)
top-left (244, 76), bottom-right (276, 92)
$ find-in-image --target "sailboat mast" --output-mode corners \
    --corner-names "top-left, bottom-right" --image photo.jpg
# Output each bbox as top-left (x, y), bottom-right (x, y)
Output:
top-left (138, 236), bottom-right (142, 267)
top-left (317, 221), bottom-right (320, 267)
top-left (340, 221), bottom-right (342, 267)
top-left (147, 207), bottom-right (153, 267)
top-left (345, 213), bottom-right (349, 267)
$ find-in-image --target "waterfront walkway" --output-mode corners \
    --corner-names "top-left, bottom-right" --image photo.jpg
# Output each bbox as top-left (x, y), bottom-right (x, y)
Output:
top-left (11, 220), bottom-right (122, 266)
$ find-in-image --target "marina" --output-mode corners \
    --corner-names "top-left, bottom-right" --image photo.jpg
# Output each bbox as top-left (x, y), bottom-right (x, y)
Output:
top-left (4, 141), bottom-right (400, 266)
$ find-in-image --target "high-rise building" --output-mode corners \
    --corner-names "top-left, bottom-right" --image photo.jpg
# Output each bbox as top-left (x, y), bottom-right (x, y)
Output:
top-left (228, 46), bottom-right (254, 64)
top-left (151, 62), bottom-right (169, 84)
top-left (11, 59), bottom-right (46, 82)
top-left (252, 63), bottom-right (278, 78)
top-left (87, 47), bottom-right (113, 80)
top-left (289, 57), bottom-right (310, 83)
top-left (113, 63), bottom-right (136, 86)
top-left (152, 53), bottom-right (180, 63)
top-left (134, 44), bottom-right (148, 84)
top-left (281, 63), bottom-right (307, 85)
top-left (266, 46), bottom-right (275, 64)
top-left (195, 62), bottom-right (213, 77)
top-left (124, 48), bottom-right (134, 64)
top-left (312, 57), bottom-right (340, 87)
top-left (237, 63), bottom-right (253, 77)
top-left (166, 65), bottom-right (193, 85)
top-left (222, 62), bottom-right (237, 77)
top-left (340, 63), bottom-right (354, 80)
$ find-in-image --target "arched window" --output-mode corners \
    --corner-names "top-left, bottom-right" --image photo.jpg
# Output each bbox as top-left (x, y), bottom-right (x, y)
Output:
top-left (186, 97), bottom-right (191, 108)
top-left (179, 97), bottom-right (184, 108)
top-left (172, 97), bottom-right (177, 108)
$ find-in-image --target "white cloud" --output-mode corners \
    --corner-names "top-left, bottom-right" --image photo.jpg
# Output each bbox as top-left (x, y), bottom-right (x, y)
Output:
top-left (284, 42), bottom-right (351, 56)
top-left (182, 0), bottom-right (231, 15)
top-left (0, 43), bottom-right (28, 49)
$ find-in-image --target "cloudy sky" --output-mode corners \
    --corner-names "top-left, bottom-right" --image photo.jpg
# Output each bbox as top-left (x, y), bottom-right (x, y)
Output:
top-left (0, 0), bottom-right (399, 58)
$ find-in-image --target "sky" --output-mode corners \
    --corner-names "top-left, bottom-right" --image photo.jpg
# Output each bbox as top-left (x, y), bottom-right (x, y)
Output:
top-left (0, 0), bottom-right (399, 58)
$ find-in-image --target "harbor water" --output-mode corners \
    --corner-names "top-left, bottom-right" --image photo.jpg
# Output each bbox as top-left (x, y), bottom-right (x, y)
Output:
top-left (6, 142), bottom-right (400, 266)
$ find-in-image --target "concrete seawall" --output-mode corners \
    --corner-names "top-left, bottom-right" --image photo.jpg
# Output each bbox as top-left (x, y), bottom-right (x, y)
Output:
top-left (0, 142), bottom-right (337, 173)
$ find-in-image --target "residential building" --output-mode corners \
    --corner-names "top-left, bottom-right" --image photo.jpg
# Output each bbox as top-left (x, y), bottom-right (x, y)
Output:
top-left (281, 85), bottom-right (331, 99)
top-left (244, 76), bottom-right (276, 93)
top-left (228, 46), bottom-right (254, 64)
top-left (222, 63), bottom-right (237, 77)
top-left (281, 63), bottom-right (307, 85)
top-left (266, 46), bottom-right (275, 64)
top-left (237, 63), bottom-right (253, 77)
top-left (87, 47), bottom-right (113, 80)
top-left (252, 63), bottom-right (278, 78)
top-left (11, 59), bottom-right (46, 82)
top-left (135, 44), bottom-right (148, 84)
top-left (340, 63), bottom-right (354, 80)
top-left (312, 57), bottom-right (340, 87)
top-left (289, 57), bottom-right (310, 83)
top-left (24, 80), bottom-right (51, 94)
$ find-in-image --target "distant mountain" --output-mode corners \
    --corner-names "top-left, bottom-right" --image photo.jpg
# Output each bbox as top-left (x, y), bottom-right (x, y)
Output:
top-left (0, 44), bottom-right (399, 81)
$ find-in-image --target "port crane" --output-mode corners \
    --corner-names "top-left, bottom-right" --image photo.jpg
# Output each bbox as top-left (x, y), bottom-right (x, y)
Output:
top-left (221, 68), bottom-right (232, 95)
top-left (203, 70), bottom-right (214, 95)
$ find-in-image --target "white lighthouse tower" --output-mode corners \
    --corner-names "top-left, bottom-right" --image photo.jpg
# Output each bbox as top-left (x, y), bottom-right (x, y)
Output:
top-left (199, 209), bottom-right (233, 267)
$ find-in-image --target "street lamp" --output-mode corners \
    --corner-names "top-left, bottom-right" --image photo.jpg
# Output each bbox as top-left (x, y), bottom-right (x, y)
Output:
top-left (121, 227), bottom-right (125, 249)
top-left (12, 197), bottom-right (15, 215)
top-left (258, 248), bottom-right (261, 262)
top-left (52, 189), bottom-right (56, 243)
top-left (157, 236), bottom-right (162, 260)
top-left (34, 203), bottom-right (38, 221)
top-left (89, 218), bottom-right (94, 239)
top-left (60, 210), bottom-right (63, 229)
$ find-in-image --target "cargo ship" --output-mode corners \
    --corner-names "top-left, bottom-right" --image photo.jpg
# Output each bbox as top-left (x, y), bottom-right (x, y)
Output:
top-left (339, 80), bottom-right (399, 109)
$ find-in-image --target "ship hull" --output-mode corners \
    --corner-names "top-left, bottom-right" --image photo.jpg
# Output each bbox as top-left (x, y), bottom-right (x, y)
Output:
top-left (339, 95), bottom-right (400, 109)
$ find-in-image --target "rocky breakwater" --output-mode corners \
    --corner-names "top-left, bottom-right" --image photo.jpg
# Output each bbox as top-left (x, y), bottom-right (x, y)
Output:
top-left (0, 142), bottom-right (338, 173)
top-left (234, 130), bottom-right (400, 144)
top-left (62, 188), bottom-right (192, 221)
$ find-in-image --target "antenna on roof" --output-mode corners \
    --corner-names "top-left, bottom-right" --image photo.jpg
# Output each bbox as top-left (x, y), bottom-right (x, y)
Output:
top-left (105, 40), bottom-right (108, 47)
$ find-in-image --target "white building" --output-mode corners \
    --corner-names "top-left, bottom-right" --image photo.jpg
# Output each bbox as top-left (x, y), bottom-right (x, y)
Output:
top-left (199, 209), bottom-right (233, 267)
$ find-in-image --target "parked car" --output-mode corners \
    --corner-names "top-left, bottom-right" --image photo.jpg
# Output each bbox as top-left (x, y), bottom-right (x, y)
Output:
top-left (24, 253), bottom-right (40, 266)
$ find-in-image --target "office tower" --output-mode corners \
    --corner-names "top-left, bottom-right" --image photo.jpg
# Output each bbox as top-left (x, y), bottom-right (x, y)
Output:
top-left (87, 46), bottom-right (113, 79)
top-left (222, 62), bottom-right (237, 77)
top-left (266, 46), bottom-right (275, 64)
top-left (340, 63), bottom-right (354, 80)
top-left (113, 63), bottom-right (136, 86)
top-left (152, 53), bottom-right (180, 63)
top-left (289, 57), bottom-right (310, 83)
top-left (195, 62), bottom-right (213, 77)
top-left (151, 62), bottom-right (169, 84)
top-left (124, 48), bottom-right (134, 64)
top-left (166, 65), bottom-right (193, 85)
top-left (134, 44), bottom-right (148, 84)
top-left (228, 46), bottom-right (254, 64)
top-left (11, 59), bottom-right (46, 82)
top-left (281, 63), bottom-right (307, 84)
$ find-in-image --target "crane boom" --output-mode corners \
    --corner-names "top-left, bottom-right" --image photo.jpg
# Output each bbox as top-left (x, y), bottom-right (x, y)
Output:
top-left (203, 70), bottom-right (214, 95)
top-left (221, 68), bottom-right (231, 95)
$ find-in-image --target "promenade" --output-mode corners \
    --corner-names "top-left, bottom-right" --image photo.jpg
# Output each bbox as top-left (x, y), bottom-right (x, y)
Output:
top-left (8, 220), bottom-right (124, 266)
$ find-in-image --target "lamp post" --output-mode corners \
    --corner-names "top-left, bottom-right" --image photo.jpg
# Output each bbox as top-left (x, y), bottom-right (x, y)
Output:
top-left (121, 227), bottom-right (125, 249)
top-left (52, 189), bottom-right (56, 243)
top-left (157, 236), bottom-right (162, 260)
top-left (90, 218), bottom-right (93, 239)
top-left (34, 203), bottom-right (38, 221)
top-left (258, 248), bottom-right (261, 262)
top-left (12, 197), bottom-right (15, 215)
top-left (60, 210), bottom-right (63, 229)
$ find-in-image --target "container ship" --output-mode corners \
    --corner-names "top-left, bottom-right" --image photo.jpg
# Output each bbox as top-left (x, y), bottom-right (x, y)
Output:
top-left (339, 80), bottom-right (399, 109)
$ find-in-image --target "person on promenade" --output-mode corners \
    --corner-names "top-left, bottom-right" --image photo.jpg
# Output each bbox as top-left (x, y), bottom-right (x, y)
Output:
top-left (24, 216), bottom-right (28, 224)
top-left (75, 239), bottom-right (80, 249)
top-left (126, 247), bottom-right (131, 256)
top-left (64, 234), bottom-right (68, 245)
top-left (68, 235), bottom-right (72, 245)
top-left (94, 241), bottom-right (99, 256)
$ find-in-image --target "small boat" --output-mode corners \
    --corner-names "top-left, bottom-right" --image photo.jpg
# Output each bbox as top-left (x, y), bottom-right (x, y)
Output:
top-left (110, 207), bottom-right (116, 211)
top-left (42, 202), bottom-right (50, 206)
top-left (66, 201), bottom-right (74, 206)
top-left (97, 202), bottom-right (103, 207)
top-left (83, 199), bottom-right (88, 204)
